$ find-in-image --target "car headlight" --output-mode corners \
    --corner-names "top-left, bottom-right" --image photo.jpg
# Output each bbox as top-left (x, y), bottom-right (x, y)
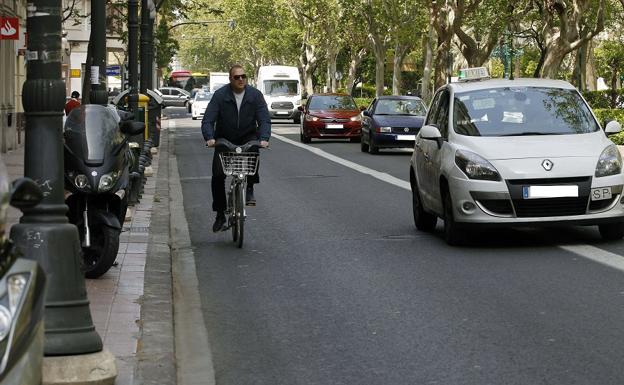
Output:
top-left (8, 274), bottom-right (29, 315)
top-left (455, 149), bottom-right (501, 181)
top-left (377, 126), bottom-right (391, 133)
top-left (98, 171), bottom-right (121, 192)
top-left (305, 115), bottom-right (319, 122)
top-left (74, 174), bottom-right (89, 189)
top-left (0, 306), bottom-right (11, 341)
top-left (595, 145), bottom-right (622, 177)
top-left (350, 115), bottom-right (362, 122)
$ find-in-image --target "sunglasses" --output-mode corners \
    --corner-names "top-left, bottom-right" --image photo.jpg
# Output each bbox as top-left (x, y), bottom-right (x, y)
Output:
top-left (232, 74), bottom-right (247, 80)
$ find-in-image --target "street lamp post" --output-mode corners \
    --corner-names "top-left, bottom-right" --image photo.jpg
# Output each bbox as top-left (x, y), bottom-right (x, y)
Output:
top-left (90, 0), bottom-right (108, 105)
top-left (128, 0), bottom-right (140, 112)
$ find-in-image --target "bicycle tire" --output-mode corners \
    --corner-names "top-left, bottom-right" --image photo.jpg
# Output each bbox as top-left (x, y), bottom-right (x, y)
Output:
top-left (235, 183), bottom-right (245, 248)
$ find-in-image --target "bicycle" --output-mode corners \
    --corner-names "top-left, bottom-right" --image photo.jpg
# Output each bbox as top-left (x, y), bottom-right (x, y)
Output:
top-left (215, 138), bottom-right (261, 248)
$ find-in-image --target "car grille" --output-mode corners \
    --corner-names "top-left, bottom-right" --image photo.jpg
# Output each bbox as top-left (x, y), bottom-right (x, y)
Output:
top-left (512, 197), bottom-right (588, 217)
top-left (504, 177), bottom-right (591, 218)
top-left (271, 102), bottom-right (294, 110)
top-left (320, 118), bottom-right (350, 123)
top-left (390, 127), bottom-right (419, 134)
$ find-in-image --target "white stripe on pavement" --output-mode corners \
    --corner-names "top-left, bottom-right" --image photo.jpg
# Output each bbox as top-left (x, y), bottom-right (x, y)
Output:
top-left (559, 244), bottom-right (624, 273)
top-left (273, 133), bottom-right (624, 273)
top-left (272, 134), bottom-right (411, 191)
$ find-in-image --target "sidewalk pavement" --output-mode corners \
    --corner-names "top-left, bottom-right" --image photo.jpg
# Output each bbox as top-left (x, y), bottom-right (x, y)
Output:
top-left (3, 122), bottom-right (176, 385)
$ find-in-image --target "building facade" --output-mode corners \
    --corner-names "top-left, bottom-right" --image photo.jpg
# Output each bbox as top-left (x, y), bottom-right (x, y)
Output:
top-left (0, 0), bottom-right (26, 153)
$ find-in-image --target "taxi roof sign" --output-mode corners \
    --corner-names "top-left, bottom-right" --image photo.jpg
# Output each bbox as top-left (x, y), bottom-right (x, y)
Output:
top-left (458, 67), bottom-right (490, 82)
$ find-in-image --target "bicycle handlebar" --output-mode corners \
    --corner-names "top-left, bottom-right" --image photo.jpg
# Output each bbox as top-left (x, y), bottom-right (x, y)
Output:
top-left (210, 138), bottom-right (267, 151)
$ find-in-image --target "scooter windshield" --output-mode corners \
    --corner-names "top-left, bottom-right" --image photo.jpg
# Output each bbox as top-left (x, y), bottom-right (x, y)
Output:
top-left (64, 105), bottom-right (124, 164)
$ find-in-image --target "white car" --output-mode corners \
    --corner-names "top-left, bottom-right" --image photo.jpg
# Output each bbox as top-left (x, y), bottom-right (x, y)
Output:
top-left (410, 68), bottom-right (624, 245)
top-left (191, 92), bottom-right (212, 120)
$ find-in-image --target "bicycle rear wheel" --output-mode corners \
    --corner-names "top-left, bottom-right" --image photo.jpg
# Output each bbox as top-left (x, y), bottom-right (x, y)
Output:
top-left (233, 183), bottom-right (244, 247)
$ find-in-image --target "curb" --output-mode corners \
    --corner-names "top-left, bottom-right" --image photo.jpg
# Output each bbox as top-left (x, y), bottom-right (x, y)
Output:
top-left (135, 127), bottom-right (176, 384)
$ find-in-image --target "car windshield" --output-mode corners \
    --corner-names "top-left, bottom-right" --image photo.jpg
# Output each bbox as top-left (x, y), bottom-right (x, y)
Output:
top-left (309, 96), bottom-right (357, 110)
top-left (264, 80), bottom-right (298, 96)
top-left (195, 93), bottom-right (212, 101)
top-left (375, 99), bottom-right (426, 116)
top-left (453, 87), bottom-right (600, 137)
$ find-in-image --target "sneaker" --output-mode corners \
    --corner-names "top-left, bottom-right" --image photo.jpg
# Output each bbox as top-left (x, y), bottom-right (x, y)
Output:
top-left (212, 212), bottom-right (226, 232)
top-left (246, 187), bottom-right (256, 206)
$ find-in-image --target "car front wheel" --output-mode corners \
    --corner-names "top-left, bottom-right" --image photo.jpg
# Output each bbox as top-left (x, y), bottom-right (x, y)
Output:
top-left (411, 176), bottom-right (437, 232)
top-left (443, 189), bottom-right (465, 246)
top-left (368, 134), bottom-right (379, 154)
top-left (360, 136), bottom-right (369, 152)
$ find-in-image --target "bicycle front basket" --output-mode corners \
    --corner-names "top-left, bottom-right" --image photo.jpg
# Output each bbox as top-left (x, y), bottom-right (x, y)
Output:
top-left (219, 152), bottom-right (259, 176)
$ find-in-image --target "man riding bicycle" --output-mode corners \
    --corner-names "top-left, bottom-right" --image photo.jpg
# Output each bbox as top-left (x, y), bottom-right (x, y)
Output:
top-left (202, 64), bottom-right (271, 232)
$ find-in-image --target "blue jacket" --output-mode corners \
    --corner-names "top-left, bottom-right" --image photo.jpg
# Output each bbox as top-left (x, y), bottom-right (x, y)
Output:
top-left (201, 84), bottom-right (271, 144)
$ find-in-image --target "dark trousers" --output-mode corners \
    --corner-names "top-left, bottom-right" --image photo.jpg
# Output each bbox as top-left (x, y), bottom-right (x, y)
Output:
top-left (212, 146), bottom-right (260, 212)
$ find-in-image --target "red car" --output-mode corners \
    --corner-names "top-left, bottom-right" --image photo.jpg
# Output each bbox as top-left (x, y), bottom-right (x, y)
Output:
top-left (298, 94), bottom-right (363, 143)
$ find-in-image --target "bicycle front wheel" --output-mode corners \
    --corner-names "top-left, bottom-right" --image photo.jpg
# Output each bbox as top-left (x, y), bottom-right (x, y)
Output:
top-left (233, 183), bottom-right (244, 248)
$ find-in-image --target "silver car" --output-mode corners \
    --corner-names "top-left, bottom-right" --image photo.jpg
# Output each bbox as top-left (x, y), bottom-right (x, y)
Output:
top-left (410, 69), bottom-right (624, 245)
top-left (158, 87), bottom-right (190, 108)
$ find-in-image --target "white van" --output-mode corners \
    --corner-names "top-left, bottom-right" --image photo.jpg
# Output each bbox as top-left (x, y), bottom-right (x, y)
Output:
top-left (209, 72), bottom-right (229, 93)
top-left (256, 65), bottom-right (302, 123)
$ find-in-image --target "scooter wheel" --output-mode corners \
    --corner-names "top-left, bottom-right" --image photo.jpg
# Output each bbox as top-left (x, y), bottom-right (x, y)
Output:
top-left (83, 225), bottom-right (121, 279)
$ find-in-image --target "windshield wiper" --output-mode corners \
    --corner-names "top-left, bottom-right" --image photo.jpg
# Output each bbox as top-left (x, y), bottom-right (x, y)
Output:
top-left (499, 132), bottom-right (555, 136)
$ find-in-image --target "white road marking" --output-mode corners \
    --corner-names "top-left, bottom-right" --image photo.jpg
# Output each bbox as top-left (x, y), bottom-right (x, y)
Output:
top-left (272, 133), bottom-right (624, 272)
top-left (272, 134), bottom-right (411, 190)
top-left (559, 244), bottom-right (624, 273)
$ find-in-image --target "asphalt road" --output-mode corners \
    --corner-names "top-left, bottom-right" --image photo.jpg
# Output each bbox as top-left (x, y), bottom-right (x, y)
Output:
top-left (168, 106), bottom-right (624, 385)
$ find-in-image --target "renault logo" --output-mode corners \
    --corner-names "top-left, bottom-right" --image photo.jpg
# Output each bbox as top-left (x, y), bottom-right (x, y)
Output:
top-left (542, 159), bottom-right (554, 171)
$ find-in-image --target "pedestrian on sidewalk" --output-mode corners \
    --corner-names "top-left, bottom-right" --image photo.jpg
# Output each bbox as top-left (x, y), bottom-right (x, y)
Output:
top-left (201, 64), bottom-right (271, 232)
top-left (65, 91), bottom-right (81, 116)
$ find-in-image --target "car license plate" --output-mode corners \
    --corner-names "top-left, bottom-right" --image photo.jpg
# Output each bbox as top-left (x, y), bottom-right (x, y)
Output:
top-left (396, 135), bottom-right (416, 140)
top-left (326, 124), bottom-right (343, 129)
top-left (522, 185), bottom-right (578, 199)
top-left (276, 111), bottom-right (289, 115)
top-left (591, 187), bottom-right (612, 201)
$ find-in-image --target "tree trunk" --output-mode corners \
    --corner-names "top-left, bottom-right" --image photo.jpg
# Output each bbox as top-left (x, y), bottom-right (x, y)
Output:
top-left (434, 39), bottom-right (451, 89)
top-left (371, 37), bottom-right (386, 97)
top-left (585, 40), bottom-right (597, 91)
top-left (392, 44), bottom-right (408, 95)
top-left (346, 47), bottom-right (367, 96)
top-left (421, 26), bottom-right (435, 103)
top-left (326, 48), bottom-right (338, 92)
top-left (540, 42), bottom-right (568, 79)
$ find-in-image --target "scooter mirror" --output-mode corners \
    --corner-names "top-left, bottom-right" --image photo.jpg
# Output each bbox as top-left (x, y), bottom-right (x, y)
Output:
top-left (10, 178), bottom-right (43, 210)
top-left (121, 121), bottom-right (145, 136)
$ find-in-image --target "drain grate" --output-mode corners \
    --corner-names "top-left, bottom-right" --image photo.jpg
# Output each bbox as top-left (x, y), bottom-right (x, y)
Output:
top-left (122, 226), bottom-right (150, 233)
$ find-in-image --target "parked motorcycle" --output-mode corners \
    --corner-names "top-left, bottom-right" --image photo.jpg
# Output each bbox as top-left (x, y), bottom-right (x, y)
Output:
top-left (0, 159), bottom-right (46, 384)
top-left (64, 105), bottom-right (144, 278)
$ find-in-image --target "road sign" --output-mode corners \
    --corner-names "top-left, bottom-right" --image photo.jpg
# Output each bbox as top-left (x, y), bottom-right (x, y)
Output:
top-left (106, 65), bottom-right (121, 76)
top-left (70, 69), bottom-right (81, 78)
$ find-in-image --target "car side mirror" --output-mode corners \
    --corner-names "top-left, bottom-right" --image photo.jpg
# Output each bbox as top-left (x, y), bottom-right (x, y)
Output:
top-left (363, 110), bottom-right (371, 117)
top-left (10, 178), bottom-right (43, 210)
top-left (297, 106), bottom-right (304, 112)
top-left (121, 121), bottom-right (145, 136)
top-left (420, 124), bottom-right (443, 149)
top-left (605, 120), bottom-right (622, 135)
